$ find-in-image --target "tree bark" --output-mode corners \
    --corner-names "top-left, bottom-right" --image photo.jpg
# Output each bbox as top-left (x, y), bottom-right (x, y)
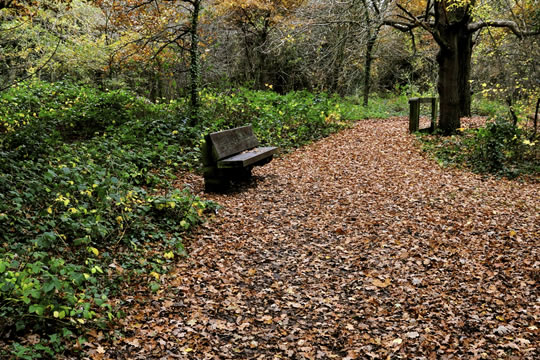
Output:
top-left (533, 97), bottom-right (539, 138)
top-left (328, 28), bottom-right (346, 95)
top-left (363, 32), bottom-right (378, 106)
top-left (457, 29), bottom-right (473, 117)
top-left (188, 0), bottom-right (201, 126)
top-left (436, 33), bottom-right (461, 135)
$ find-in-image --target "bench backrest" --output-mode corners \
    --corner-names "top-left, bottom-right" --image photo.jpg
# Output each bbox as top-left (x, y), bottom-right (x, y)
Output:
top-left (207, 125), bottom-right (260, 161)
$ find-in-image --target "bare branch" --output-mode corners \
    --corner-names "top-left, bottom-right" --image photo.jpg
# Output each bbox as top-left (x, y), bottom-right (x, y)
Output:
top-left (468, 20), bottom-right (540, 38)
top-left (382, 19), bottom-right (415, 32)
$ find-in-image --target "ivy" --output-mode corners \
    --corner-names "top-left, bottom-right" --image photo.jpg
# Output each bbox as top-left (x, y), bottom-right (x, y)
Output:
top-left (0, 80), bottom-right (215, 358)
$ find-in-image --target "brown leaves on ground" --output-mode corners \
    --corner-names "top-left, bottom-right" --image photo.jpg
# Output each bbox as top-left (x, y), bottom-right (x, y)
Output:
top-left (90, 117), bottom-right (539, 359)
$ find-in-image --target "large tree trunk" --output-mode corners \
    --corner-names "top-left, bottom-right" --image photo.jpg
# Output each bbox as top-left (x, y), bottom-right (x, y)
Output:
top-left (433, 1), bottom-right (474, 134)
top-left (437, 33), bottom-right (461, 135)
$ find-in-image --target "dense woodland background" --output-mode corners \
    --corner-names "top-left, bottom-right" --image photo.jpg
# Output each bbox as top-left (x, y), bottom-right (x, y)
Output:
top-left (1, 1), bottom-right (539, 110)
top-left (0, 1), bottom-right (539, 358)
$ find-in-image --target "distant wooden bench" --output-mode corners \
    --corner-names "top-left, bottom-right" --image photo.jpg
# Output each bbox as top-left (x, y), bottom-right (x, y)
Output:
top-left (201, 125), bottom-right (277, 191)
top-left (409, 97), bottom-right (438, 133)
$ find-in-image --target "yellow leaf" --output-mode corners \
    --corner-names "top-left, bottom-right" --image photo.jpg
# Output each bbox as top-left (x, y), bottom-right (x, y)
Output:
top-left (247, 268), bottom-right (257, 276)
top-left (164, 251), bottom-right (174, 259)
top-left (372, 278), bottom-right (392, 288)
top-left (150, 271), bottom-right (160, 280)
top-left (509, 230), bottom-right (516, 237)
top-left (183, 348), bottom-right (193, 353)
top-left (88, 247), bottom-right (99, 256)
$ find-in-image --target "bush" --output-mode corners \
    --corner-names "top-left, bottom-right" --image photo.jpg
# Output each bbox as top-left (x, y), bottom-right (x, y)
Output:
top-left (470, 117), bottom-right (538, 175)
top-left (0, 80), bottom-right (215, 358)
top-left (471, 97), bottom-right (508, 117)
top-left (197, 88), bottom-right (367, 151)
top-left (418, 116), bottom-right (539, 179)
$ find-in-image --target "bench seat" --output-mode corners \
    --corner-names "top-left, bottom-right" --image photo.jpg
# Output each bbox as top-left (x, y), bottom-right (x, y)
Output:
top-left (217, 146), bottom-right (277, 168)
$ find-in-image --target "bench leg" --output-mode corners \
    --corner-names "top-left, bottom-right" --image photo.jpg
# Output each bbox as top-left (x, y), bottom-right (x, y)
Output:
top-left (203, 167), bottom-right (254, 192)
top-left (204, 177), bottom-right (230, 192)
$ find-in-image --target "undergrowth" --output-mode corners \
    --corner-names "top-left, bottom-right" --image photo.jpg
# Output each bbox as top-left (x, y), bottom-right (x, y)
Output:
top-left (0, 80), bottom-right (212, 358)
top-left (418, 117), bottom-right (539, 180)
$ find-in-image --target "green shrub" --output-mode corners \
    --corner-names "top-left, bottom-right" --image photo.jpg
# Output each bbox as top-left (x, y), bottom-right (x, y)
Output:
top-left (471, 97), bottom-right (508, 117)
top-left (198, 88), bottom-right (371, 151)
top-left (0, 80), bottom-right (215, 358)
top-left (0, 81), bottom-right (149, 159)
top-left (418, 117), bottom-right (539, 178)
top-left (470, 117), bottom-right (538, 175)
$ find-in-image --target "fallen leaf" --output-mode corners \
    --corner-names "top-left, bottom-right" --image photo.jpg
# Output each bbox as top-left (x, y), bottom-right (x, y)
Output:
top-left (372, 278), bottom-right (392, 288)
top-left (405, 331), bottom-right (420, 339)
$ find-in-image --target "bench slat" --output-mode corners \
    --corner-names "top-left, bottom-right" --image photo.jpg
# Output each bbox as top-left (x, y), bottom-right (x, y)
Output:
top-left (209, 125), bottom-right (260, 160)
top-left (217, 146), bottom-right (277, 168)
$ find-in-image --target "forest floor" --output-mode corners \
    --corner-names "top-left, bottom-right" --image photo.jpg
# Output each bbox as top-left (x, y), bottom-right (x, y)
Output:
top-left (90, 117), bottom-right (539, 359)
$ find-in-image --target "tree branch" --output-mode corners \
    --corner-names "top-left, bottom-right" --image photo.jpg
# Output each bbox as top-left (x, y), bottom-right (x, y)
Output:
top-left (382, 19), bottom-right (416, 32)
top-left (468, 20), bottom-right (540, 38)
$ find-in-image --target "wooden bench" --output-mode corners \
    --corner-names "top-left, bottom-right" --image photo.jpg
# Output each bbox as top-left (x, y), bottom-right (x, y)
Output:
top-left (201, 125), bottom-right (277, 191)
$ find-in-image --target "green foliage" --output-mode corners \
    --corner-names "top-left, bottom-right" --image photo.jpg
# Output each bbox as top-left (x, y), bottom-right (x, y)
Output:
top-left (0, 80), bottom-right (214, 358)
top-left (470, 117), bottom-right (537, 175)
top-left (197, 88), bottom-right (406, 151)
top-left (0, 0), bottom-right (109, 85)
top-left (198, 88), bottom-right (347, 149)
top-left (418, 117), bottom-right (539, 179)
top-left (0, 81), bottom-right (150, 154)
top-left (471, 96), bottom-right (508, 117)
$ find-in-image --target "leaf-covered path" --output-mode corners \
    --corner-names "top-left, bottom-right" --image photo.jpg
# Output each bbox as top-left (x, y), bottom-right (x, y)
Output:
top-left (96, 118), bottom-right (538, 359)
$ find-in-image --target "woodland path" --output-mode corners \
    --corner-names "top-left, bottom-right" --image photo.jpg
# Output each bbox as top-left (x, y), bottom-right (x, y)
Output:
top-left (96, 117), bottom-right (539, 359)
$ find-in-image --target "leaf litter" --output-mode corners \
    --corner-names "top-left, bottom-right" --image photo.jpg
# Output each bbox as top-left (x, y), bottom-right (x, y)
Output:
top-left (88, 117), bottom-right (539, 359)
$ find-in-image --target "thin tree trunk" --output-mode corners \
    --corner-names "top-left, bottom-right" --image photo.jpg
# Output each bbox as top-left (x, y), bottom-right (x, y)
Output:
top-left (534, 97), bottom-right (539, 138)
top-left (363, 32), bottom-right (378, 106)
top-left (329, 30), bottom-right (346, 95)
top-left (256, 17), bottom-right (270, 89)
top-left (188, 0), bottom-right (201, 126)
